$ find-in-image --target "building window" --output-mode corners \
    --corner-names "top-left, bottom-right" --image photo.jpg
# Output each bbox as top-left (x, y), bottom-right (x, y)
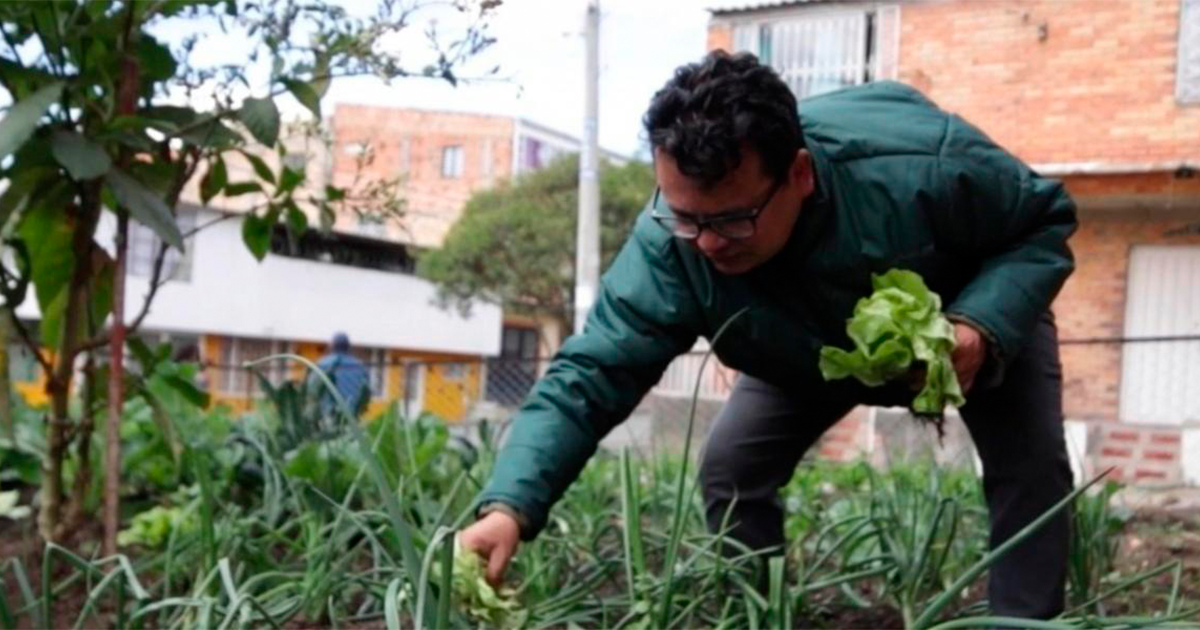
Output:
top-left (732, 6), bottom-right (899, 100)
top-left (343, 141), bottom-right (368, 157)
top-left (486, 326), bottom-right (539, 406)
top-left (441, 145), bottom-right (464, 178)
top-left (518, 136), bottom-right (565, 173)
top-left (1179, 0), bottom-right (1200, 103)
top-left (268, 226), bottom-right (416, 273)
top-left (219, 337), bottom-right (291, 396)
top-left (129, 209), bottom-right (196, 282)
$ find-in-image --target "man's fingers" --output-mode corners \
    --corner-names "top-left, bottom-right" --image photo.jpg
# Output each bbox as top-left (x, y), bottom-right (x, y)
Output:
top-left (485, 543), bottom-right (513, 588)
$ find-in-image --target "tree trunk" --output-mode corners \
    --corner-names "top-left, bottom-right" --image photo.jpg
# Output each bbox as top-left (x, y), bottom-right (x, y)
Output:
top-left (63, 355), bottom-right (96, 537)
top-left (37, 205), bottom-right (100, 543)
top-left (0, 310), bottom-right (13, 441)
top-left (103, 215), bottom-right (128, 556)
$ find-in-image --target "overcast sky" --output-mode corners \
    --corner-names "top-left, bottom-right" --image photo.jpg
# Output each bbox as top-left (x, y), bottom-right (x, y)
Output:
top-left (1, 1), bottom-right (713, 158)
top-left (323, 0), bottom-right (714, 158)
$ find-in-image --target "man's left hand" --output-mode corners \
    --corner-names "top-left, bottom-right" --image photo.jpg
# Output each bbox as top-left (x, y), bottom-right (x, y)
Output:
top-left (951, 322), bottom-right (988, 394)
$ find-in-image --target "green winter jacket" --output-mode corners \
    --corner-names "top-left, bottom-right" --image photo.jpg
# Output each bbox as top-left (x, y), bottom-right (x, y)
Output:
top-left (478, 81), bottom-right (1078, 538)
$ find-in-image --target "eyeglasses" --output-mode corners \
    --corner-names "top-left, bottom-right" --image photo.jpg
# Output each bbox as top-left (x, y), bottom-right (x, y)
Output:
top-left (650, 179), bottom-right (783, 240)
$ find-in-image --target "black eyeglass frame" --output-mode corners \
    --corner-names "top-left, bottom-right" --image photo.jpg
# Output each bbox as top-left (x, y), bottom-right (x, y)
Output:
top-left (649, 178), bottom-right (785, 240)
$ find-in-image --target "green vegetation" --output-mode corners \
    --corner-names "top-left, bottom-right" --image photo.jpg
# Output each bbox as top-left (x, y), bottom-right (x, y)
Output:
top-left (419, 154), bottom-right (655, 333)
top-left (820, 269), bottom-right (965, 414)
top-left (0, 350), bottom-right (1194, 629)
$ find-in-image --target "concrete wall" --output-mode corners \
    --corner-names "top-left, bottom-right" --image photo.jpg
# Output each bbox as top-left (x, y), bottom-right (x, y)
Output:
top-left (34, 208), bottom-right (506, 356)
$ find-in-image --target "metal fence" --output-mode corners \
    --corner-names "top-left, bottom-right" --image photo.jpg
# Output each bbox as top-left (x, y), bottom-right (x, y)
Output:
top-left (144, 334), bottom-right (1200, 480)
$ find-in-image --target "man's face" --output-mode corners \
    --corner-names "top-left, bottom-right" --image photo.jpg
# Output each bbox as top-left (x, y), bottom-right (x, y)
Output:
top-left (653, 147), bottom-right (813, 275)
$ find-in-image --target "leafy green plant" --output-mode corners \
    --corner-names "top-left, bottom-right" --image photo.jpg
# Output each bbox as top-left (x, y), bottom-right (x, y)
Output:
top-left (448, 536), bottom-right (524, 628)
top-left (819, 269), bottom-right (965, 414)
top-left (0, 489), bottom-right (32, 520)
top-left (0, 0), bottom-right (499, 550)
top-left (1067, 480), bottom-right (1129, 611)
top-left (118, 504), bottom-right (198, 549)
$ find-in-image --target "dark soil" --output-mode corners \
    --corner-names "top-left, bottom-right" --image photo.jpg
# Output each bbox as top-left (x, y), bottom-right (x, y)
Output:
top-left (1, 517), bottom-right (111, 630)
top-left (1102, 507), bottom-right (1200, 618)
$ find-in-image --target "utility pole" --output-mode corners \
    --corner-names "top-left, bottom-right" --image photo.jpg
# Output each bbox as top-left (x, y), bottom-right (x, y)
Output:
top-left (574, 0), bottom-right (600, 336)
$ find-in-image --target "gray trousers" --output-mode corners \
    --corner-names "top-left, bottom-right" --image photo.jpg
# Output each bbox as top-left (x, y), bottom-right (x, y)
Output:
top-left (700, 312), bottom-right (1071, 618)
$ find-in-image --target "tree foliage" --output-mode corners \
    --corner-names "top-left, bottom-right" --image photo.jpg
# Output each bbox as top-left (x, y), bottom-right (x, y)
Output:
top-left (0, 0), bottom-right (498, 544)
top-left (418, 155), bottom-right (655, 333)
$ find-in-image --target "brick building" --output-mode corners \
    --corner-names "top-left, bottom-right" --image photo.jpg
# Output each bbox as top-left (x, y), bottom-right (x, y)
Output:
top-left (330, 106), bottom-right (622, 249)
top-left (706, 0), bottom-right (1200, 483)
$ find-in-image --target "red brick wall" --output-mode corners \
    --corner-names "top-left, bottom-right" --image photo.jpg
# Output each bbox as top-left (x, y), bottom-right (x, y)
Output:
top-left (896, 0), bottom-right (1199, 167)
top-left (1054, 176), bottom-right (1200, 421)
top-left (709, 0), bottom-right (1200, 167)
top-left (331, 105), bottom-right (515, 247)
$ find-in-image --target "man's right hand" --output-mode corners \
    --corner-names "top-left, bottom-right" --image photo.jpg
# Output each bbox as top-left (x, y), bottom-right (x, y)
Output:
top-left (459, 510), bottom-right (521, 588)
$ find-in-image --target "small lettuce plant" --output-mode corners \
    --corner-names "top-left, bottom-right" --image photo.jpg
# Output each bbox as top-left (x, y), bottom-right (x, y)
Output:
top-left (818, 269), bottom-right (965, 414)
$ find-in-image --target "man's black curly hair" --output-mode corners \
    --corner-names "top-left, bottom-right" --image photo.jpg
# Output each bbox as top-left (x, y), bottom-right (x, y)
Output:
top-left (643, 51), bottom-right (803, 188)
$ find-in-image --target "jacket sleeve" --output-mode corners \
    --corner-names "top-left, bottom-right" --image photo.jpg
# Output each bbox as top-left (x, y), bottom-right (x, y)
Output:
top-left (476, 214), bottom-right (700, 539)
top-left (934, 114), bottom-right (1078, 367)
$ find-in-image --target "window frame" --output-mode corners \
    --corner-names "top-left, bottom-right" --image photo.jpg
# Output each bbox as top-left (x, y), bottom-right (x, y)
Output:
top-left (441, 144), bottom-right (464, 178)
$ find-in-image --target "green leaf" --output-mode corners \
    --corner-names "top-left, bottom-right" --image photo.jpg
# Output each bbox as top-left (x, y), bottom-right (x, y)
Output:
top-left (0, 167), bottom-right (54, 227)
top-left (199, 157), bottom-right (227, 205)
top-left (141, 105), bottom-right (199, 131)
top-left (285, 204), bottom-right (308, 235)
top-left (818, 269), bottom-right (965, 414)
top-left (241, 151), bottom-right (275, 185)
top-left (318, 202), bottom-right (335, 231)
top-left (0, 490), bottom-right (31, 520)
top-left (311, 51), bottom-right (332, 98)
top-left (242, 214), bottom-right (272, 261)
top-left (106, 169), bottom-right (185, 251)
top-left (128, 337), bottom-right (157, 370)
top-left (19, 210), bottom-right (114, 348)
top-left (50, 130), bottom-right (112, 180)
top-left (181, 119), bottom-right (244, 148)
top-left (278, 166), bottom-right (304, 195)
top-left (0, 58), bottom-right (58, 101)
top-left (0, 82), bottom-right (63, 162)
top-left (237, 97), bottom-right (280, 146)
top-left (88, 248), bottom-right (115, 337)
top-left (223, 181), bottom-right (262, 197)
top-left (324, 185), bottom-right (345, 202)
top-left (142, 107), bottom-right (243, 148)
top-left (136, 36), bottom-right (177, 82)
top-left (163, 374), bottom-right (211, 408)
top-left (282, 79), bottom-right (321, 119)
top-left (19, 205), bottom-right (74, 348)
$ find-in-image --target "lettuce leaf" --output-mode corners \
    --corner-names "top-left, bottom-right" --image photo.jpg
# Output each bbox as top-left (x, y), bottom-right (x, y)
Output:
top-left (818, 269), bottom-right (965, 414)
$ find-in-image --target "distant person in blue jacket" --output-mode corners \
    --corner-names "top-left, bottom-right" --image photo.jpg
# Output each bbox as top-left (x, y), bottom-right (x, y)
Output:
top-left (309, 332), bottom-right (370, 426)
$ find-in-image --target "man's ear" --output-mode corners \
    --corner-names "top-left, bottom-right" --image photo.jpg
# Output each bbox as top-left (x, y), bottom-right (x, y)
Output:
top-left (792, 149), bottom-right (814, 198)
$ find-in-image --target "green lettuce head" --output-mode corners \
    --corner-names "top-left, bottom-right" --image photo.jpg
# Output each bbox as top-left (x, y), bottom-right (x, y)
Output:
top-left (818, 269), bottom-right (966, 414)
